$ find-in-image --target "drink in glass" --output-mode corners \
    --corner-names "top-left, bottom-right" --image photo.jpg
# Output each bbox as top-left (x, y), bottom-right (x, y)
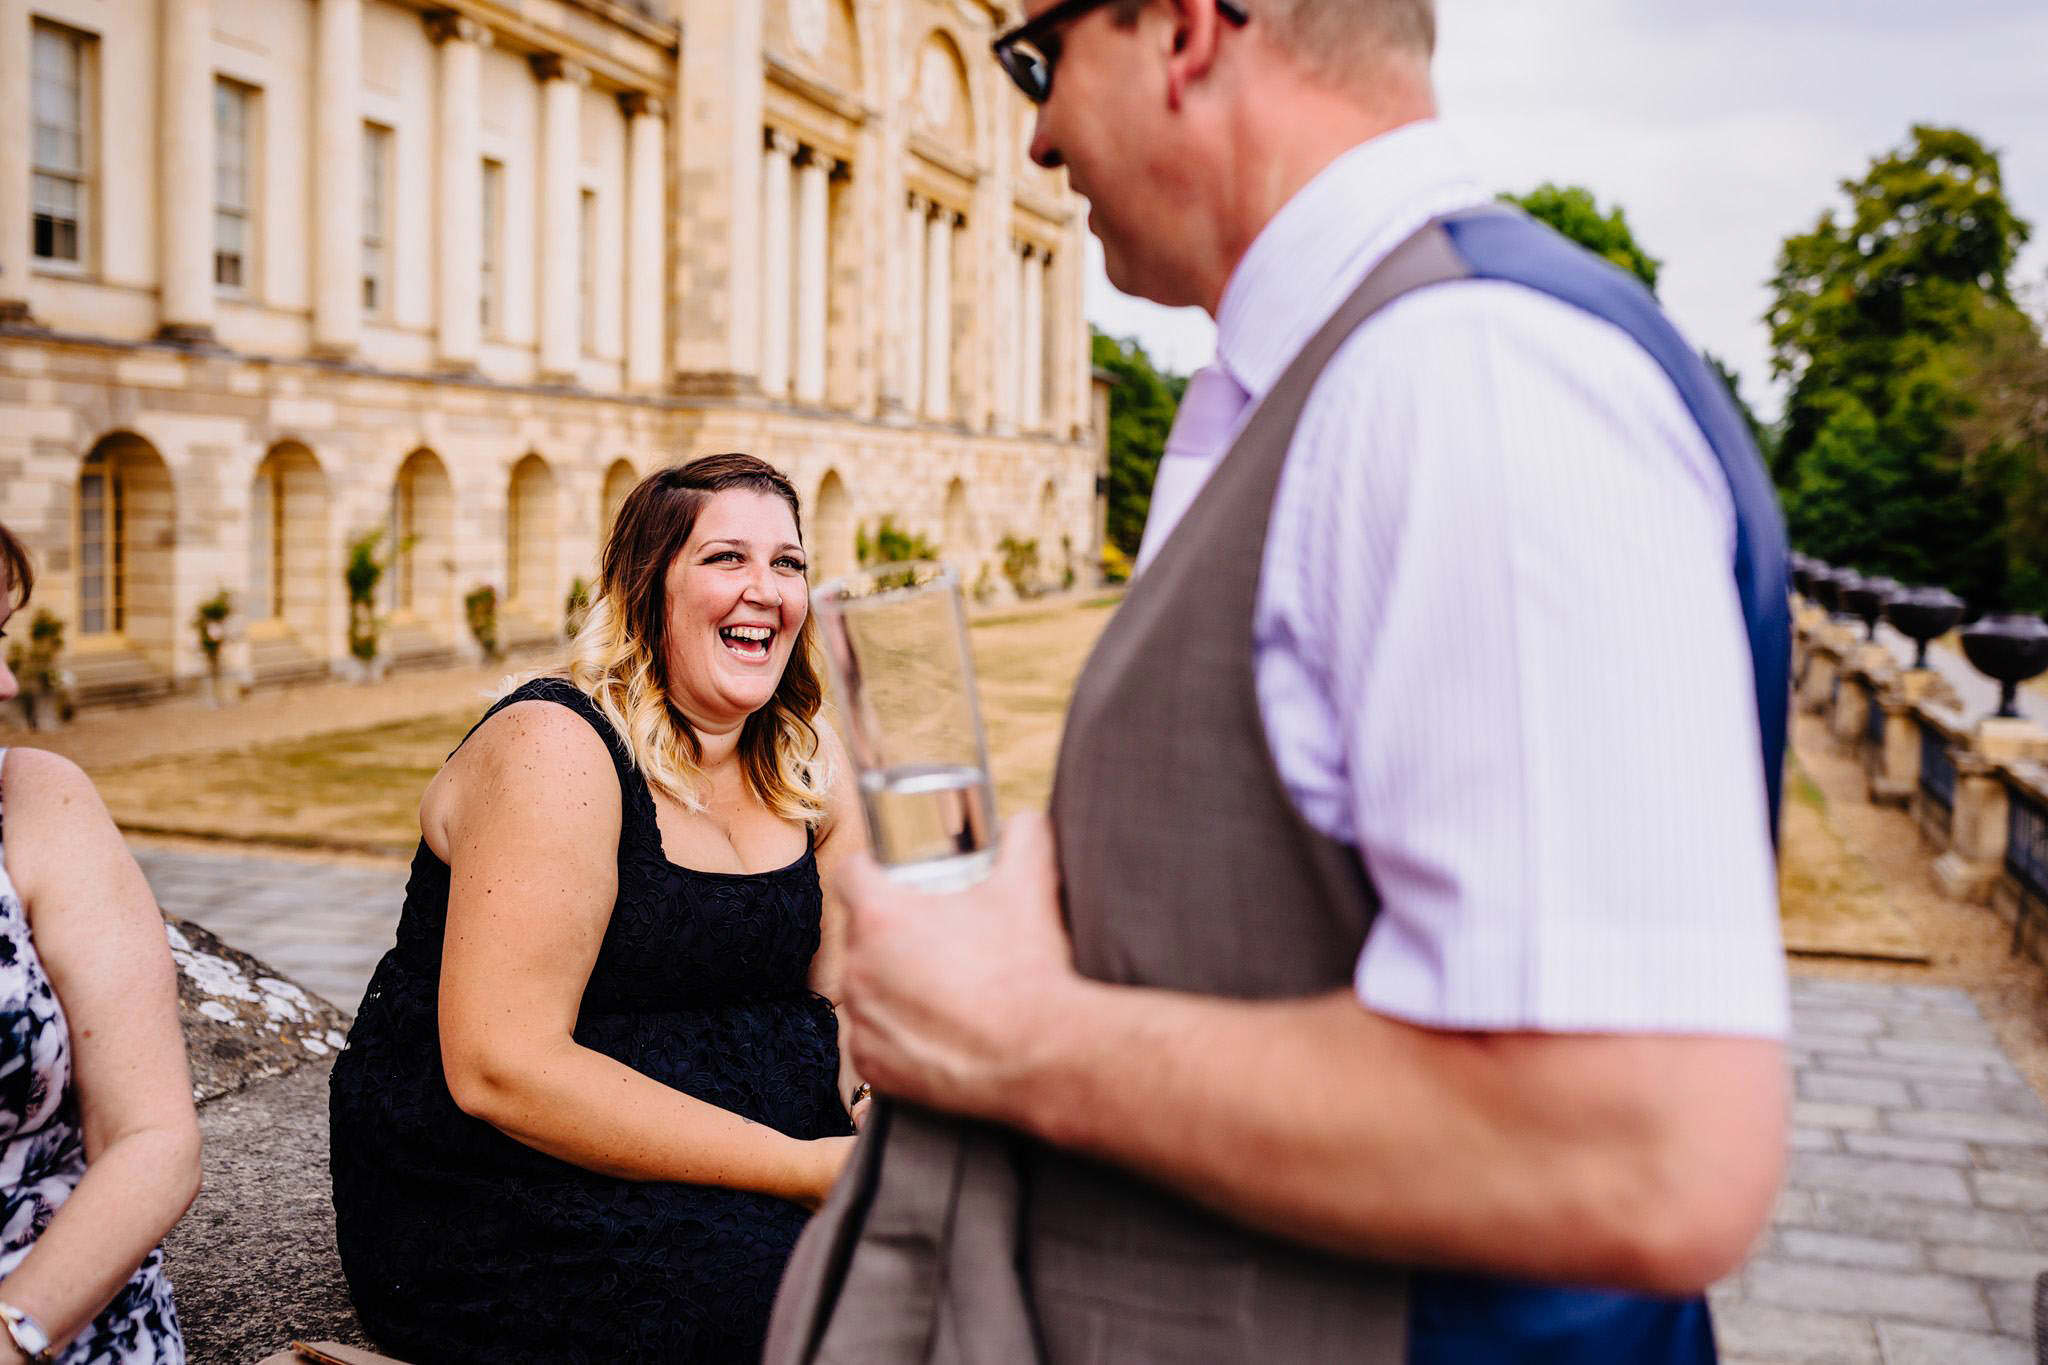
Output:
top-left (813, 562), bottom-right (998, 891)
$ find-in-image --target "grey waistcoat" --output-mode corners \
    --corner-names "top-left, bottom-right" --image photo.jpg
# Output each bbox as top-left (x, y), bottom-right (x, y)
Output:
top-left (765, 222), bottom-right (1477, 1365)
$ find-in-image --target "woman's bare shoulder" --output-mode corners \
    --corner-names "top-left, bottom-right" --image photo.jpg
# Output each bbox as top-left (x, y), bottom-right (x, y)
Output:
top-left (1, 746), bottom-right (118, 863)
top-left (425, 696), bottom-right (623, 854)
top-left (462, 695), bottom-right (616, 772)
top-left (1, 744), bottom-right (103, 813)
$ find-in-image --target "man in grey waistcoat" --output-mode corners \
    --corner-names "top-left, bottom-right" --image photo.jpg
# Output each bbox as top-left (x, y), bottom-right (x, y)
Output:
top-left (771, 1), bottom-right (1792, 1359)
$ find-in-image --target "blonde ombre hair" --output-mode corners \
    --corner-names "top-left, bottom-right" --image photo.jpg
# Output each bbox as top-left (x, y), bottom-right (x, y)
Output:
top-left (557, 454), bottom-right (829, 823)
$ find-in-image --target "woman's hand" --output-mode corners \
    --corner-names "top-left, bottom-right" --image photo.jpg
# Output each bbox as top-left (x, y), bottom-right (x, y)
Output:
top-left (789, 1136), bottom-right (858, 1211)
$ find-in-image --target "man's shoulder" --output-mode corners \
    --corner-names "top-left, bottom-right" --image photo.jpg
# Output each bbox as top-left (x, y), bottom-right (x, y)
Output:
top-left (1294, 276), bottom-right (1683, 425)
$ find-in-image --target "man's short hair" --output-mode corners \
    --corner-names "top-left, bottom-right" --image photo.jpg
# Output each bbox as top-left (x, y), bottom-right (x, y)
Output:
top-left (1114, 0), bottom-right (1436, 78)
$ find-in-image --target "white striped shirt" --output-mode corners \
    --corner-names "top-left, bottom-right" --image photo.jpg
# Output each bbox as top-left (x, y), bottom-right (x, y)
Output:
top-left (1142, 121), bottom-right (1787, 1037)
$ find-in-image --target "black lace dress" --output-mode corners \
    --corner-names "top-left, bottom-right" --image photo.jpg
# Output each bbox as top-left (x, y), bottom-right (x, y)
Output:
top-left (329, 680), bottom-right (853, 1363)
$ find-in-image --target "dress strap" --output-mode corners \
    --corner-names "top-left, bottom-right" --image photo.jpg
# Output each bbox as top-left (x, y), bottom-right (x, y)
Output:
top-left (455, 678), bottom-right (644, 815)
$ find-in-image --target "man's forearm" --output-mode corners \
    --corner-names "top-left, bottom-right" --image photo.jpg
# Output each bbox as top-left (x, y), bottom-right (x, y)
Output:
top-left (995, 981), bottom-right (1785, 1294)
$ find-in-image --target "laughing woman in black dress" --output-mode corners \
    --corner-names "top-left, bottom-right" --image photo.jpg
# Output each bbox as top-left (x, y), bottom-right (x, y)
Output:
top-left (330, 455), bottom-right (867, 1362)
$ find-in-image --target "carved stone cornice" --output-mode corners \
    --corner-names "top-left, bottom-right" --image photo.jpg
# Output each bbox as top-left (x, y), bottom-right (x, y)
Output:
top-left (423, 10), bottom-right (491, 47)
top-left (530, 53), bottom-right (591, 87)
top-left (618, 91), bottom-right (666, 121)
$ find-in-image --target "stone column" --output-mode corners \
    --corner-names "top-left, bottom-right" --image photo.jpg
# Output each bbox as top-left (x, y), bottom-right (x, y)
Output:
top-left (758, 130), bottom-right (796, 400)
top-left (901, 193), bottom-right (927, 419)
top-left (1869, 687), bottom-right (1921, 807)
top-left (671, 0), bottom-right (764, 392)
top-left (793, 148), bottom-right (830, 405)
top-left (924, 208), bottom-right (955, 421)
top-left (535, 54), bottom-right (587, 381)
top-left (1021, 246), bottom-right (1046, 432)
top-left (0, 0), bottom-right (32, 322)
top-left (621, 92), bottom-right (665, 392)
top-left (1936, 751), bottom-right (2015, 904)
top-left (1067, 218), bottom-right (1092, 436)
top-left (994, 242), bottom-right (1021, 433)
top-left (312, 0), bottom-right (363, 354)
top-left (428, 12), bottom-right (486, 370)
top-left (158, 0), bottom-right (215, 343)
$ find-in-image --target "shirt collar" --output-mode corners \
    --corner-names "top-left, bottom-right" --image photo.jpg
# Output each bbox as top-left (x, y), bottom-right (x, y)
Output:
top-left (1214, 119), bottom-right (1488, 401)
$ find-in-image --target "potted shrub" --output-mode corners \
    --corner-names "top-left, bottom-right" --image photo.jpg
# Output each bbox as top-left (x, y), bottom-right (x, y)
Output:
top-left (193, 588), bottom-right (234, 706)
top-left (344, 529), bottom-right (390, 681)
top-left (563, 577), bottom-right (591, 641)
top-left (7, 610), bottom-right (72, 731)
top-left (998, 534), bottom-right (1040, 599)
top-left (465, 584), bottom-right (500, 661)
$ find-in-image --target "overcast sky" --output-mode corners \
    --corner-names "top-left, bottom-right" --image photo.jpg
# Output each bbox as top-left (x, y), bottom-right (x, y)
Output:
top-left (1081, 0), bottom-right (2048, 419)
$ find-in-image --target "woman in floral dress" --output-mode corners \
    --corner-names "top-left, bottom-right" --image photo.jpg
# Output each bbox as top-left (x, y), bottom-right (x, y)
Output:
top-left (0, 522), bottom-right (198, 1363)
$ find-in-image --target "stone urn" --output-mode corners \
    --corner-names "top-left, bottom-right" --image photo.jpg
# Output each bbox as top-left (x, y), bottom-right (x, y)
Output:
top-left (1838, 575), bottom-right (1895, 641)
top-left (1959, 613), bottom-right (2048, 719)
top-left (1885, 587), bottom-right (1966, 670)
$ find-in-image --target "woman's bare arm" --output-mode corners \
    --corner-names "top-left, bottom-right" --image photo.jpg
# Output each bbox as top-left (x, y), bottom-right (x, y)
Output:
top-left (430, 702), bottom-right (849, 1204)
top-left (0, 749), bottom-right (201, 1354)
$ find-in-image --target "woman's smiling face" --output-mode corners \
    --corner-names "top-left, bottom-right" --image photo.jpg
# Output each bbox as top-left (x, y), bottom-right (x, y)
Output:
top-left (662, 488), bottom-right (810, 729)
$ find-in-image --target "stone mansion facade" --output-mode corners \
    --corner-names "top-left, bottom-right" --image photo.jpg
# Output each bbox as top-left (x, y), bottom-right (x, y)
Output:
top-left (0, 0), bottom-right (1104, 703)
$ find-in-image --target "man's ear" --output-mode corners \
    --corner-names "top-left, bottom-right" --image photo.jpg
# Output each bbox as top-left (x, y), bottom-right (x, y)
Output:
top-left (1163, 0), bottom-right (1228, 111)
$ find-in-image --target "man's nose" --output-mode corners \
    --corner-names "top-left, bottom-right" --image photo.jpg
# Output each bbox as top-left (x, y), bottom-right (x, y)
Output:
top-left (1029, 109), bottom-right (1063, 170)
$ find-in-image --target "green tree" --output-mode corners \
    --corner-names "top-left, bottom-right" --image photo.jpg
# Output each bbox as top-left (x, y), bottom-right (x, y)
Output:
top-left (1955, 303), bottom-right (2048, 611)
top-left (1501, 183), bottom-right (1661, 292)
top-left (1091, 328), bottom-right (1187, 559)
top-left (1769, 124), bottom-right (2033, 607)
top-left (1705, 351), bottom-right (1777, 466)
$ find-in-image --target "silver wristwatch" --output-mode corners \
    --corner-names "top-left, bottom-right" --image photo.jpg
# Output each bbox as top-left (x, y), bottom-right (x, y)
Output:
top-left (0, 1301), bottom-right (52, 1364)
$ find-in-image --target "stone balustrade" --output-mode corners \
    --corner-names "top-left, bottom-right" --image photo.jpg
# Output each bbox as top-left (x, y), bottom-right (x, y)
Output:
top-left (1793, 572), bottom-right (2048, 966)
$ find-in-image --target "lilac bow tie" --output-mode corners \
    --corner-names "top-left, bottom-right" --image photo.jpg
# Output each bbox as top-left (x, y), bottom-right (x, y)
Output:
top-left (1135, 363), bottom-right (1252, 573)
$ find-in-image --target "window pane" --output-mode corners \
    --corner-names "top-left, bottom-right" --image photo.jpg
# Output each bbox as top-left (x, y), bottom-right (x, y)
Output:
top-left (79, 470), bottom-right (106, 634)
top-left (363, 242), bottom-right (383, 313)
top-left (31, 26), bottom-right (83, 179)
top-left (214, 83), bottom-right (248, 212)
top-left (361, 127), bottom-right (387, 240)
top-left (33, 172), bottom-right (80, 262)
top-left (32, 173), bottom-right (77, 218)
top-left (33, 27), bottom-right (77, 88)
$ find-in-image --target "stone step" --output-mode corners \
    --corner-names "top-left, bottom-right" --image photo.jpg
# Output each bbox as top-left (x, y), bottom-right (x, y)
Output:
top-left (69, 640), bottom-right (173, 709)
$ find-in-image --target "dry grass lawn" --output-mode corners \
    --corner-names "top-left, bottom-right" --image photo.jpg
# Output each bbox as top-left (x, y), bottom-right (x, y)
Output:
top-left (1777, 755), bottom-right (1928, 962)
top-left (94, 596), bottom-right (1122, 855)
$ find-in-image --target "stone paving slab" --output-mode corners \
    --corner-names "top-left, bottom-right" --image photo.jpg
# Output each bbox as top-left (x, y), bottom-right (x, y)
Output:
top-left (1712, 975), bottom-right (2048, 1361)
top-left (126, 841), bottom-right (2048, 1361)
top-left (134, 843), bottom-right (405, 1014)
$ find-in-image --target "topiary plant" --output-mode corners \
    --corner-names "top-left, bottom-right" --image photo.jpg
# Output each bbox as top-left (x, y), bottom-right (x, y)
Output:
top-left (465, 583), bottom-right (500, 660)
top-left (344, 529), bottom-right (390, 665)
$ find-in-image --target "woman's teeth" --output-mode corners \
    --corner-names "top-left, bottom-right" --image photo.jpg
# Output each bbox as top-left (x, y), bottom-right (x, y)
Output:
top-left (719, 626), bottom-right (773, 656)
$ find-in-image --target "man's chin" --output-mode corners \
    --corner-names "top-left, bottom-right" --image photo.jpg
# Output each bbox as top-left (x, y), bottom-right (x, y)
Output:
top-left (1102, 245), bottom-right (1191, 313)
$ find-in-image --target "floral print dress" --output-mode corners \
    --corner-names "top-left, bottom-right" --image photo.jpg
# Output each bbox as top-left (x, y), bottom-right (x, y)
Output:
top-left (0, 750), bottom-right (184, 1363)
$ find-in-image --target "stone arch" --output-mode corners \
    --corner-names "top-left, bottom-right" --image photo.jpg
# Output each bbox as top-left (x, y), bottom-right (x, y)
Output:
top-left (600, 457), bottom-right (638, 547)
top-left (775, 0), bottom-right (862, 91)
top-left (74, 432), bottom-right (176, 679)
top-left (248, 442), bottom-right (331, 643)
top-left (812, 469), bottom-right (855, 583)
top-left (942, 476), bottom-right (974, 570)
top-left (389, 448), bottom-right (456, 639)
top-left (912, 29), bottom-right (975, 152)
top-left (506, 453), bottom-right (559, 612)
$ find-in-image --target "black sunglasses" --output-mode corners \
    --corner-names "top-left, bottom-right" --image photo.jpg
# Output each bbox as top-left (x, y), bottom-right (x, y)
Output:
top-left (992, 0), bottom-right (1250, 105)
